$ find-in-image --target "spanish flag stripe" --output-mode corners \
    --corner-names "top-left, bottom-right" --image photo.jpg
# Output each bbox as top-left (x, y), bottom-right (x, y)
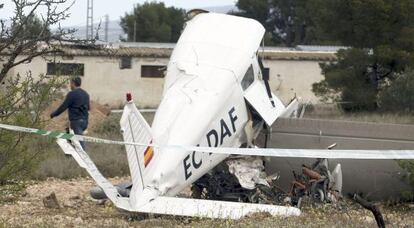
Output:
top-left (144, 140), bottom-right (154, 167)
top-left (144, 147), bottom-right (154, 167)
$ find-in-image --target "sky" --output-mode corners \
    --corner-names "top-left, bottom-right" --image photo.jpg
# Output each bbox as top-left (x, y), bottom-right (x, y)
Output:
top-left (0, 0), bottom-right (236, 27)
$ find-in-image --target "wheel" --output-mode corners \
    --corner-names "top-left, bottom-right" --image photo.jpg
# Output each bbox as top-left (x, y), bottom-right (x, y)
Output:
top-left (312, 188), bottom-right (325, 202)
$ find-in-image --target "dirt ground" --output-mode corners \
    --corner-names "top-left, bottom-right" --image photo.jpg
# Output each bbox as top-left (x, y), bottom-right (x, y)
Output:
top-left (0, 178), bottom-right (413, 227)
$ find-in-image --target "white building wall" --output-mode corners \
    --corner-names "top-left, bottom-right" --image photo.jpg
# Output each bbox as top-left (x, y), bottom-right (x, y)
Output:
top-left (79, 56), bottom-right (167, 108)
top-left (264, 60), bottom-right (324, 104)
top-left (7, 55), bottom-right (325, 108)
top-left (9, 55), bottom-right (168, 108)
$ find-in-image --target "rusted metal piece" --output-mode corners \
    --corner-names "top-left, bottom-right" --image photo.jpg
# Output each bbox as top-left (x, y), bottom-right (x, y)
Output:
top-left (302, 167), bottom-right (322, 180)
top-left (291, 181), bottom-right (306, 190)
top-left (287, 160), bottom-right (342, 207)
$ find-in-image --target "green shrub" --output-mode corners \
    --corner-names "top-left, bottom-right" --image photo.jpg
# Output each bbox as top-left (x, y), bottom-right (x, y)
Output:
top-left (0, 74), bottom-right (66, 183)
top-left (379, 69), bottom-right (414, 113)
top-left (398, 160), bottom-right (414, 201)
top-left (312, 48), bottom-right (378, 111)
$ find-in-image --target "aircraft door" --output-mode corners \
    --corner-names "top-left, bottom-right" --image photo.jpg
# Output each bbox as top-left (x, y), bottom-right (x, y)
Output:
top-left (242, 64), bottom-right (285, 126)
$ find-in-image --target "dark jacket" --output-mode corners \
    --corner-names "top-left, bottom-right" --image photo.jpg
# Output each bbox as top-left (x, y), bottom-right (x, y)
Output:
top-left (51, 88), bottom-right (90, 121)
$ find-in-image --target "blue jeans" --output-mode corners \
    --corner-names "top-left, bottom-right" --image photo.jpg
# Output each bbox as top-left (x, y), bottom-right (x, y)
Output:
top-left (70, 119), bottom-right (88, 150)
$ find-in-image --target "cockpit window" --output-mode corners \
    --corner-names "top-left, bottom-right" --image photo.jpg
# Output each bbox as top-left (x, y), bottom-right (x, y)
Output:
top-left (241, 65), bottom-right (254, 91)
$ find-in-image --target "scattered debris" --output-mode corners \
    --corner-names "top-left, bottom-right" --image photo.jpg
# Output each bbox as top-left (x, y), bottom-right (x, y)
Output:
top-left (43, 192), bottom-right (60, 209)
top-left (288, 158), bottom-right (342, 207)
top-left (226, 156), bottom-right (269, 189)
top-left (191, 163), bottom-right (260, 202)
top-left (192, 156), bottom-right (343, 210)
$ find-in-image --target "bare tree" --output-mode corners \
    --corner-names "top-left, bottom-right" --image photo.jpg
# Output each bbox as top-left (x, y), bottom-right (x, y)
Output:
top-left (0, 0), bottom-right (77, 183)
top-left (0, 0), bottom-right (75, 82)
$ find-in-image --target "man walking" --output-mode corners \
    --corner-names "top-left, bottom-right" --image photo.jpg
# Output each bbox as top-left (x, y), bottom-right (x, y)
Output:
top-left (51, 76), bottom-right (90, 149)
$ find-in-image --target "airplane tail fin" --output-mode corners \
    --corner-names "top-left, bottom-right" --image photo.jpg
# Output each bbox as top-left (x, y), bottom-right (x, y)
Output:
top-left (120, 99), bottom-right (156, 205)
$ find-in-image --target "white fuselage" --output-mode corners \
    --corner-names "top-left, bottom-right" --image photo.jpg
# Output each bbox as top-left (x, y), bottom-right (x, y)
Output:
top-left (139, 13), bottom-right (266, 198)
top-left (151, 66), bottom-right (250, 196)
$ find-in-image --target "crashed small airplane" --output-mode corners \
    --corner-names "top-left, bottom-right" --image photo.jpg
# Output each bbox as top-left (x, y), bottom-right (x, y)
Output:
top-left (1, 12), bottom-right (414, 219)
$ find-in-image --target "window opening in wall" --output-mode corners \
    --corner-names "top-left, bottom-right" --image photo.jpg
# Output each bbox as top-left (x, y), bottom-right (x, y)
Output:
top-left (141, 65), bottom-right (166, 78)
top-left (120, 57), bottom-right (132, 69)
top-left (47, 63), bottom-right (84, 76)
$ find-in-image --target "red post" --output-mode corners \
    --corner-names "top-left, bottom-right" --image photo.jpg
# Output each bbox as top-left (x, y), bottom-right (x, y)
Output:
top-left (126, 93), bottom-right (132, 102)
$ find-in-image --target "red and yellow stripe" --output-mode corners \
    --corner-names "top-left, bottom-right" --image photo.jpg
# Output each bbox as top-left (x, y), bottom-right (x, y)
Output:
top-left (144, 141), bottom-right (154, 167)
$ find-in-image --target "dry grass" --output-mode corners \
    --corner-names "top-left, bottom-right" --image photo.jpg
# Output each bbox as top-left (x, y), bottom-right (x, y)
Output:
top-left (0, 178), bottom-right (413, 227)
top-left (32, 142), bottom-right (129, 180)
top-left (2, 108), bottom-right (414, 227)
top-left (30, 113), bottom-right (156, 180)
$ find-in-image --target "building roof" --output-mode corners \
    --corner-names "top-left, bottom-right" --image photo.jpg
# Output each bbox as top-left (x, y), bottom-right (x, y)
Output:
top-left (58, 43), bottom-right (173, 58)
top-left (262, 50), bottom-right (337, 61)
top-left (296, 45), bottom-right (348, 52)
top-left (3, 42), bottom-right (338, 61)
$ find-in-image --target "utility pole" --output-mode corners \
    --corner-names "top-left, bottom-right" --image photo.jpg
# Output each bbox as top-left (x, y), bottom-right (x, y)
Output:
top-left (104, 14), bottom-right (109, 42)
top-left (86, 0), bottom-right (94, 40)
top-left (133, 20), bottom-right (137, 42)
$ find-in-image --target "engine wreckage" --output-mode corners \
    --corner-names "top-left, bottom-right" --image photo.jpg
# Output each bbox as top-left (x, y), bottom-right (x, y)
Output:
top-left (91, 156), bottom-right (343, 209)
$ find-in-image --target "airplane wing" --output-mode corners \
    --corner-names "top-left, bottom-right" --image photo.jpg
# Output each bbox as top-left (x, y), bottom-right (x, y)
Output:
top-left (138, 196), bottom-right (300, 219)
top-left (1, 123), bottom-right (414, 160)
top-left (189, 147), bottom-right (414, 159)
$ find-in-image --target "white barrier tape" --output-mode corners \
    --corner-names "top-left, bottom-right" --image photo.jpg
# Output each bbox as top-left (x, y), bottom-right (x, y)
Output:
top-left (1, 123), bottom-right (414, 159)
